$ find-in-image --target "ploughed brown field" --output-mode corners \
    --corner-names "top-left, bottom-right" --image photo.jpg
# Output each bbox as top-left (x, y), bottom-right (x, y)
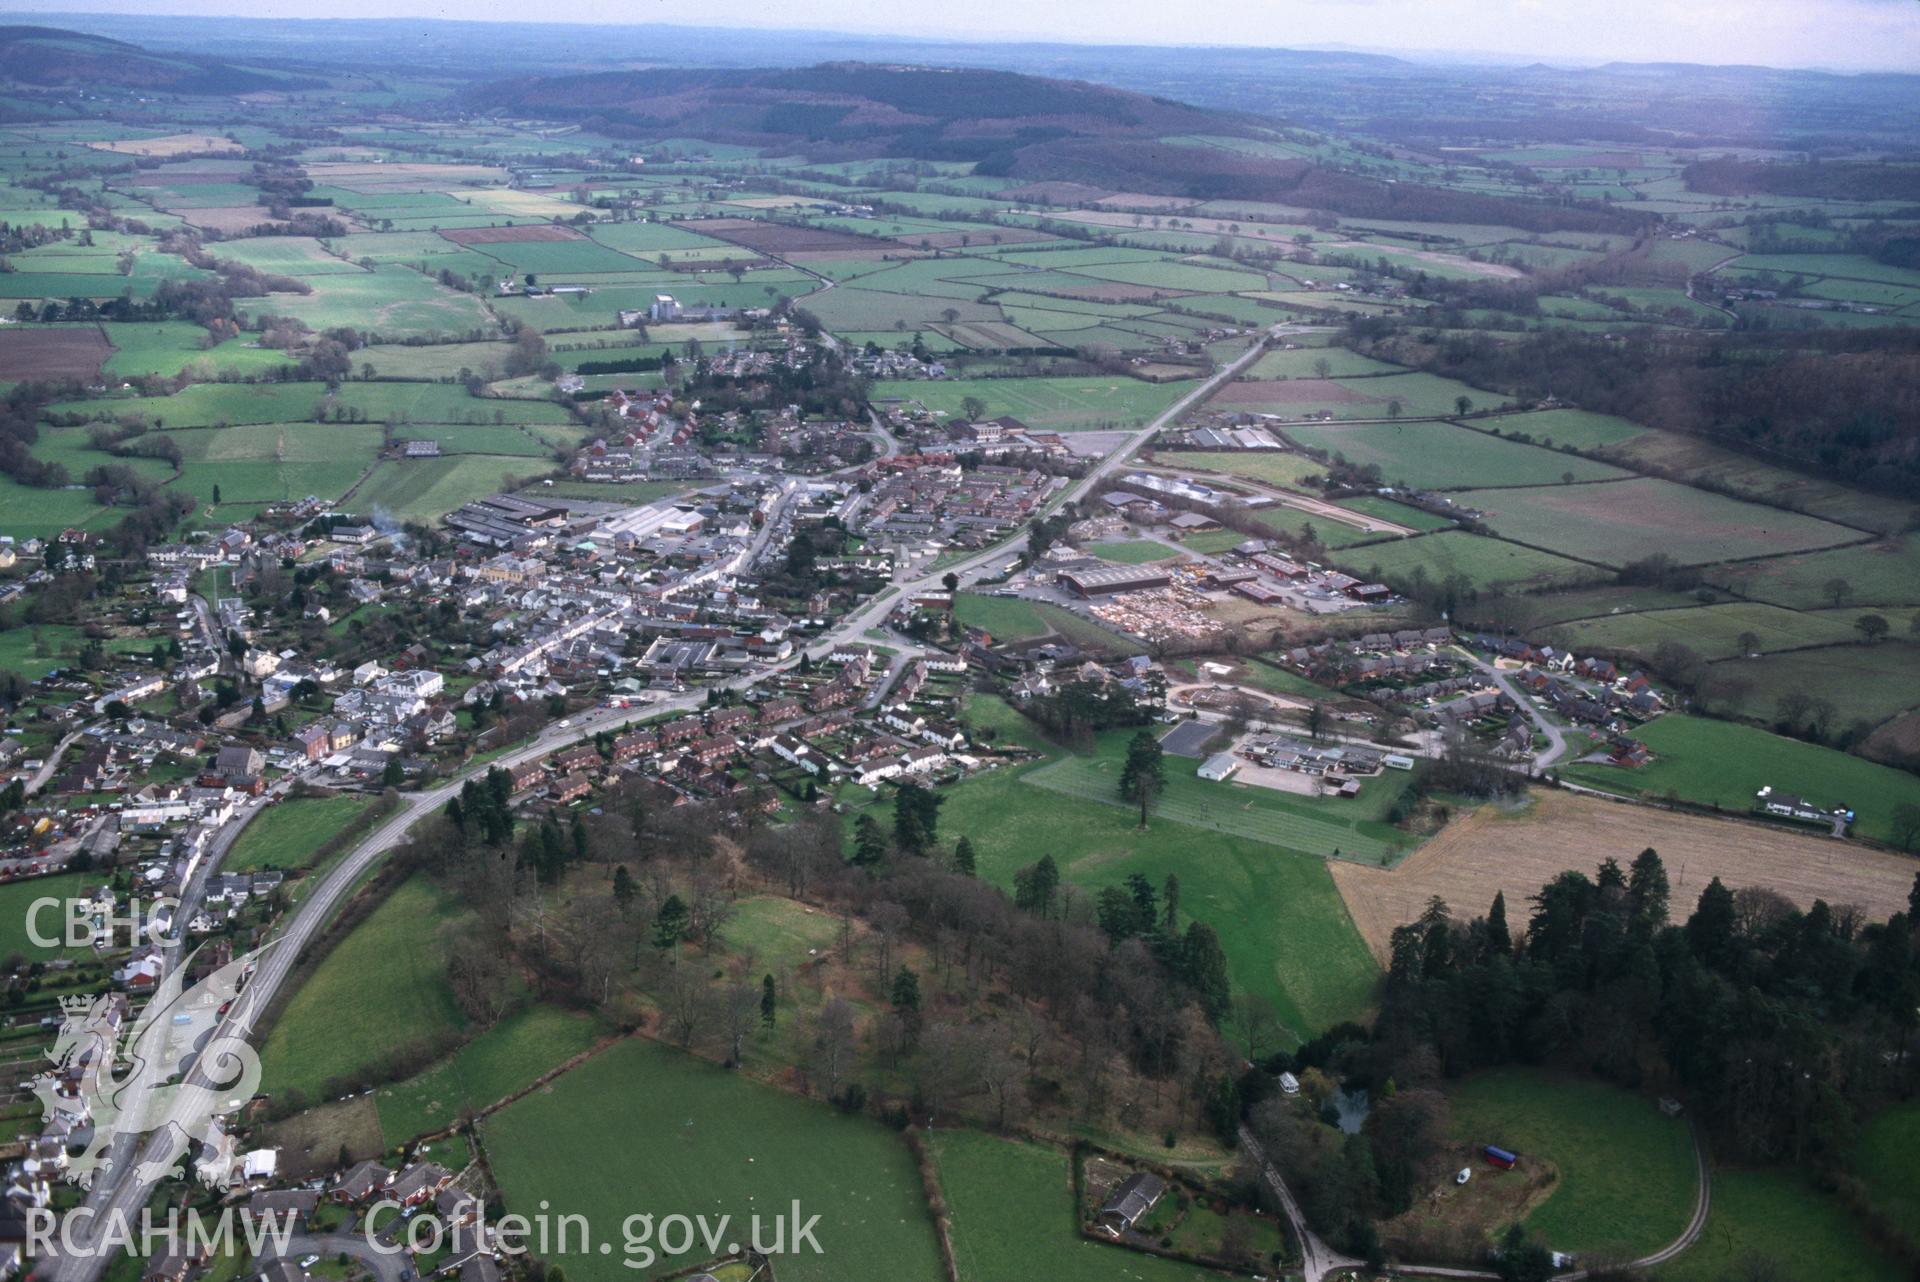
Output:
top-left (440, 224), bottom-right (584, 245)
top-left (0, 325), bottom-right (111, 381)
top-left (1331, 790), bottom-right (1913, 961)
top-left (680, 217), bottom-right (882, 255)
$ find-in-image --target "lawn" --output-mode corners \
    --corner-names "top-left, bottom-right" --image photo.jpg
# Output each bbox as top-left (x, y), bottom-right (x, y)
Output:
top-left (1655, 1167), bottom-right (1899, 1282)
top-left (1285, 421), bottom-right (1626, 490)
top-left (1458, 477), bottom-right (1860, 567)
top-left (932, 1130), bottom-right (1220, 1282)
top-left (223, 796), bottom-right (377, 874)
top-left (482, 1037), bottom-right (945, 1282)
top-left (1332, 531), bottom-right (1600, 592)
top-left (871, 376), bottom-right (1188, 431)
top-left (1089, 539), bottom-right (1181, 565)
top-left (1560, 713), bottom-right (1920, 847)
top-left (1446, 1069), bottom-right (1696, 1259)
top-left (375, 1005), bottom-right (603, 1144)
top-left (257, 876), bottom-right (473, 1100)
top-left (715, 896), bottom-right (843, 975)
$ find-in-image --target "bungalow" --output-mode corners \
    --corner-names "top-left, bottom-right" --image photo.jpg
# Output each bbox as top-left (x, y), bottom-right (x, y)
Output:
top-left (246, 1189), bottom-right (319, 1228)
top-left (389, 1162), bottom-right (453, 1207)
top-left (329, 1160), bottom-right (393, 1203)
top-left (1094, 1172), bottom-right (1167, 1238)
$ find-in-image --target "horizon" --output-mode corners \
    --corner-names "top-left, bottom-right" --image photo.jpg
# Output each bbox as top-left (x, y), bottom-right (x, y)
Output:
top-left (4, 1), bottom-right (1920, 74)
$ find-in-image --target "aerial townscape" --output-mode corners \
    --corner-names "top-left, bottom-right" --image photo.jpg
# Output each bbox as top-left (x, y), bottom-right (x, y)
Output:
top-left (0, 3), bottom-right (1915, 1280)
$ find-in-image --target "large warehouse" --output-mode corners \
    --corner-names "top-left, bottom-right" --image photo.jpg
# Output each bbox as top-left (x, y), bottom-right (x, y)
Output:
top-left (1059, 564), bottom-right (1175, 597)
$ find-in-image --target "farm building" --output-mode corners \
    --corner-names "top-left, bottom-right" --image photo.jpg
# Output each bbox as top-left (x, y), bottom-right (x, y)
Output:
top-left (1060, 564), bottom-right (1174, 597)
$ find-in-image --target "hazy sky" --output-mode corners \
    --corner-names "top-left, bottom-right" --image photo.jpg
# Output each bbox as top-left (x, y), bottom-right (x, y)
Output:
top-left (10, 0), bottom-right (1920, 71)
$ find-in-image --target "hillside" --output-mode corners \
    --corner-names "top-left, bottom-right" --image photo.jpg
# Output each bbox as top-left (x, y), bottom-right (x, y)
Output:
top-left (0, 24), bottom-right (311, 95)
top-left (469, 60), bottom-right (1645, 233)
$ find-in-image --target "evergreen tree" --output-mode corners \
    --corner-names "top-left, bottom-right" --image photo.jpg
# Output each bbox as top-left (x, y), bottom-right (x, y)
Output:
top-left (1486, 890), bottom-right (1511, 955)
top-left (953, 835), bottom-right (976, 877)
top-left (760, 974), bottom-right (777, 1027)
top-left (653, 895), bottom-right (688, 957)
top-left (1013, 854), bottom-right (1060, 917)
top-left (852, 814), bottom-right (888, 867)
top-left (1182, 921), bottom-right (1231, 1021)
top-left (612, 865), bottom-right (636, 915)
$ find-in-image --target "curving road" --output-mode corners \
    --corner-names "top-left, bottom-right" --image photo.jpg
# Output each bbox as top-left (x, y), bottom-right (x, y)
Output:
top-left (1242, 1117), bottom-right (1711, 1281)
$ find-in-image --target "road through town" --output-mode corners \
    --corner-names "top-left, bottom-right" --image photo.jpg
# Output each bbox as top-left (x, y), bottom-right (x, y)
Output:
top-left (36, 327), bottom-right (1283, 1282)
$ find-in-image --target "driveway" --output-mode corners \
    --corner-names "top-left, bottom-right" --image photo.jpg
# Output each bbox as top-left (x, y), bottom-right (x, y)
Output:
top-left (260, 1232), bottom-right (411, 1282)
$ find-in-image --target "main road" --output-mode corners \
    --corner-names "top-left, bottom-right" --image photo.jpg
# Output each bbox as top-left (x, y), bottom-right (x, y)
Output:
top-left (35, 328), bottom-right (1282, 1282)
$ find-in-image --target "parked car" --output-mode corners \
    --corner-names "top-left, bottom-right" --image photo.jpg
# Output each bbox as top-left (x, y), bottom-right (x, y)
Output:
top-left (1455, 1168), bottom-right (1472, 1185)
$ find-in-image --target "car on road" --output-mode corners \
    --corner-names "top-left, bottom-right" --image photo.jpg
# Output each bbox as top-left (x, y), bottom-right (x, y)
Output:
top-left (558, 719), bottom-right (572, 728)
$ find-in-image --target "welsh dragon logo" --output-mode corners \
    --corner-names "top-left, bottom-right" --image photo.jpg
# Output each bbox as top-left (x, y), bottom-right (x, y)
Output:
top-left (32, 944), bottom-right (266, 1188)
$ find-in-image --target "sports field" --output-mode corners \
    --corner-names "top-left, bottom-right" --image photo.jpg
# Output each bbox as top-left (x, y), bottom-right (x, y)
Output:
top-left (0, 872), bottom-right (93, 962)
top-left (354, 456), bottom-right (539, 524)
top-left (483, 1037), bottom-right (945, 1282)
top-left (1445, 1069), bottom-right (1695, 1259)
top-left (1561, 713), bottom-right (1920, 847)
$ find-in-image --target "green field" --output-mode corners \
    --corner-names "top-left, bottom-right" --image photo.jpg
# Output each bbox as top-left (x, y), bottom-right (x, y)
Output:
top-left (224, 796), bottom-right (376, 874)
top-left (354, 455), bottom-right (542, 523)
top-left (872, 376), bottom-right (1188, 431)
top-left (715, 895), bottom-right (843, 973)
top-left (1561, 713), bottom-right (1920, 847)
top-left (1460, 478), bottom-right (1860, 567)
top-left (1701, 642), bottom-right (1920, 738)
top-left (1546, 601), bottom-right (1869, 661)
top-left (1333, 530), bottom-right (1599, 591)
top-left (1285, 421), bottom-right (1626, 489)
top-left (483, 1037), bottom-right (945, 1282)
top-left (1167, 450), bottom-right (1325, 489)
top-left (1089, 538), bottom-right (1181, 565)
top-left (1446, 1069), bottom-right (1695, 1259)
top-left (376, 1005), bottom-right (602, 1144)
top-left (919, 737), bottom-right (1382, 1038)
top-left (0, 872), bottom-right (93, 962)
top-left (1706, 537), bottom-right (1920, 610)
top-left (167, 423), bottom-right (381, 507)
top-left (258, 876), bottom-right (473, 1099)
top-left (1655, 1167), bottom-right (1900, 1282)
top-left (1851, 1100), bottom-right (1920, 1242)
top-left (243, 265), bottom-right (497, 340)
top-left (932, 1131), bottom-right (1222, 1282)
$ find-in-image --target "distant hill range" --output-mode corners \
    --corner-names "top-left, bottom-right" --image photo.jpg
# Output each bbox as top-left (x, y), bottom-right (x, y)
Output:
top-left (0, 24), bottom-right (316, 95)
top-left (469, 61), bottom-right (1644, 235)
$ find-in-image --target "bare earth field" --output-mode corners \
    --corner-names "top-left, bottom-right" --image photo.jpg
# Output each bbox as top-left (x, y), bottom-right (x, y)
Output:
top-left (89, 133), bottom-right (243, 156)
top-left (682, 218), bottom-right (883, 255)
top-left (441, 224), bottom-right (582, 244)
top-left (1331, 791), bottom-right (1913, 961)
top-left (0, 325), bottom-right (110, 380)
